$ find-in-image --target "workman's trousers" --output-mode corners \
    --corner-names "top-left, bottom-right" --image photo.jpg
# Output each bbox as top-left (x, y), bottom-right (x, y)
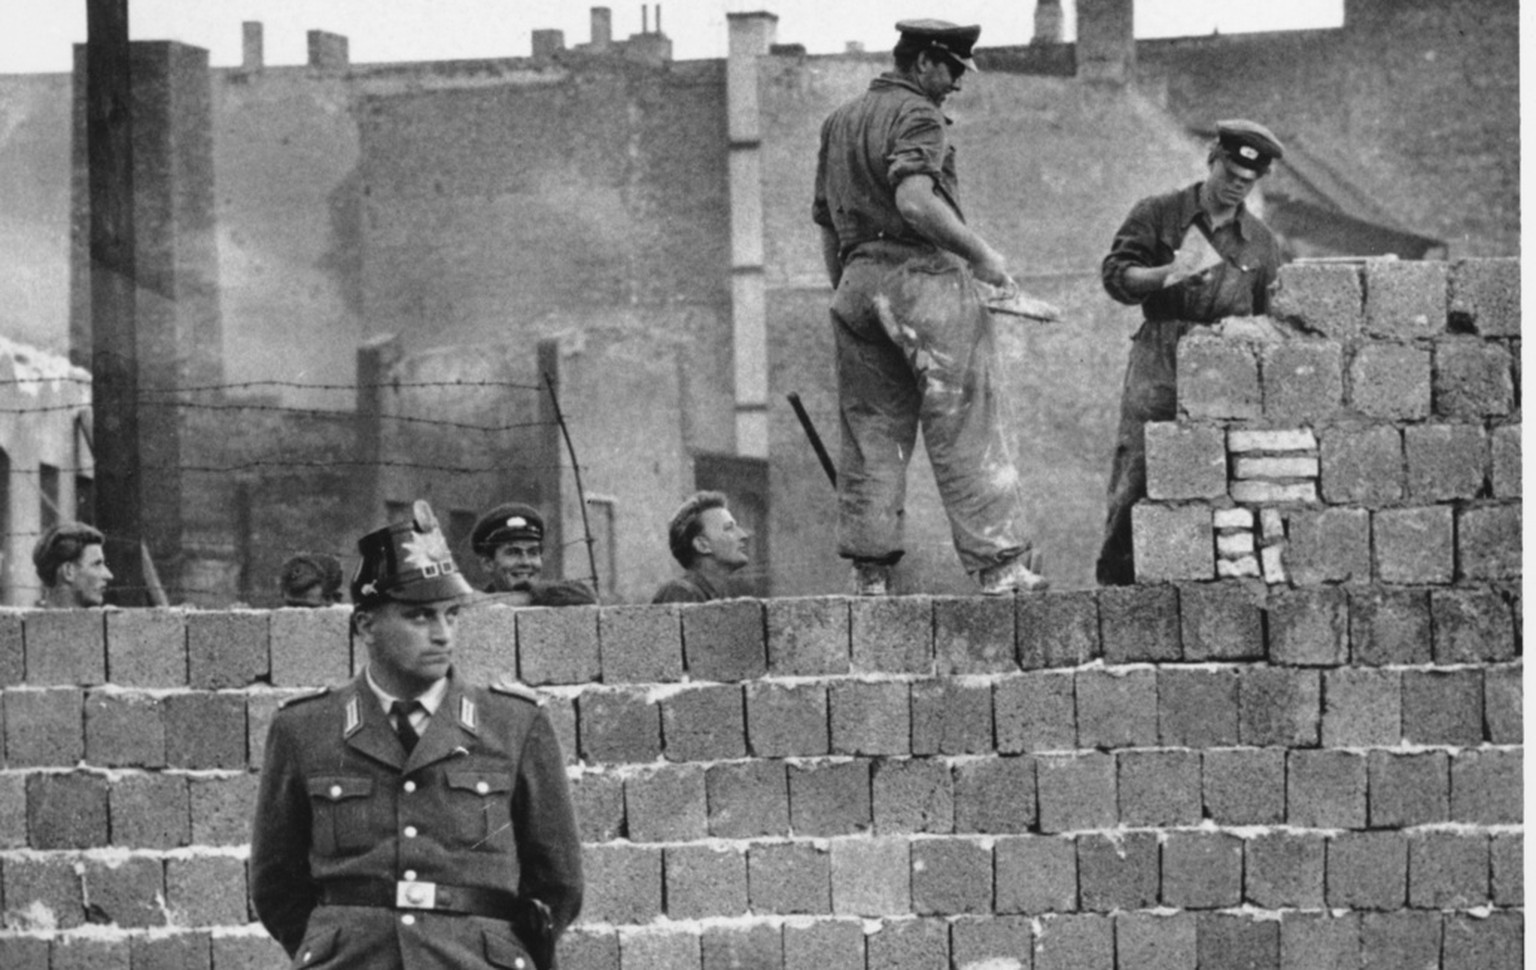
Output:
top-left (1096, 318), bottom-right (1194, 585)
top-left (831, 244), bottom-right (1031, 575)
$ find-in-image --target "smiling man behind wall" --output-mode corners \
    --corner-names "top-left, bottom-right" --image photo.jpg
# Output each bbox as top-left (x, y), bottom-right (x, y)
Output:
top-left (32, 521), bottom-right (113, 608)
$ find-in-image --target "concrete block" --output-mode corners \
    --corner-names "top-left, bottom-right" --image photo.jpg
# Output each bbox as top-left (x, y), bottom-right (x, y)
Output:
top-left (1322, 668), bottom-right (1401, 747)
top-left (1233, 455), bottom-right (1319, 479)
top-left (1018, 590), bottom-right (1099, 668)
top-left (1229, 428), bottom-right (1316, 453)
top-left (1076, 668), bottom-right (1157, 749)
top-left (1280, 913), bottom-right (1359, 970)
top-left (1285, 507), bottom-right (1370, 584)
top-left (1180, 581), bottom-right (1264, 660)
top-left (0, 774), bottom-right (23, 848)
top-left (1163, 831), bottom-right (1242, 908)
top-left (995, 671), bottom-right (1075, 752)
top-left (1319, 424), bottom-right (1403, 504)
top-left (1490, 833), bottom-right (1522, 906)
top-left (128, 934), bottom-right (210, 969)
top-left (1287, 750), bottom-right (1366, 828)
top-left (664, 843), bottom-right (747, 919)
top-left (269, 607), bottom-right (351, 687)
top-left (25, 609), bottom-right (106, 685)
top-left (1262, 339), bottom-right (1344, 421)
top-left (766, 596), bottom-right (849, 675)
top-left (2, 855), bottom-right (85, 931)
top-left (661, 684), bottom-right (744, 761)
top-left (872, 758), bottom-right (953, 834)
top-left (996, 835), bottom-right (1076, 913)
top-left (1146, 421), bottom-right (1227, 499)
top-left (747, 841), bottom-right (830, 914)
top-left (186, 611), bottom-right (268, 689)
top-left (1240, 667), bottom-right (1320, 746)
top-left (569, 770), bottom-right (625, 842)
top-left (1402, 669), bottom-right (1484, 745)
top-left (577, 687), bottom-right (660, 763)
top-left (0, 613), bottom-right (21, 687)
top-left (865, 918), bottom-right (948, 969)
top-left (27, 771), bottom-right (108, 848)
top-left (448, 604), bottom-right (517, 686)
top-left (1268, 586), bottom-right (1348, 666)
top-left (1459, 504), bottom-right (1521, 580)
top-left (1179, 333), bottom-right (1261, 419)
top-left (1434, 336), bottom-right (1515, 418)
top-left (1197, 915), bottom-right (1279, 970)
top-left (783, 920), bottom-right (864, 970)
top-left (517, 605), bottom-right (600, 685)
top-left (1036, 752), bottom-right (1115, 833)
top-left (1374, 506), bottom-right (1454, 583)
top-left (1327, 831), bottom-right (1406, 909)
top-left (1408, 832), bottom-right (1489, 910)
top-left (1117, 748), bottom-right (1201, 826)
top-left (581, 844), bottom-right (662, 924)
top-left (829, 680), bottom-right (909, 756)
top-left (108, 773), bottom-right (190, 849)
top-left (1405, 423), bottom-right (1487, 500)
top-left (850, 596), bottom-right (933, 674)
top-left (1098, 585), bottom-right (1180, 663)
top-left (788, 760), bottom-right (871, 836)
top-left (1484, 663), bottom-right (1522, 744)
top-left (680, 599), bottom-right (765, 681)
top-left (911, 837), bottom-right (992, 915)
top-left (6, 686), bottom-right (83, 766)
top-left (1360, 912), bottom-right (1442, 970)
top-left (1449, 256), bottom-right (1520, 335)
top-left (951, 916), bottom-right (1035, 969)
top-left (1442, 912), bottom-right (1523, 970)
top-left (1348, 341), bottom-right (1432, 419)
top-left (1432, 587), bottom-right (1517, 662)
top-left (1365, 258), bottom-right (1447, 338)
top-left (211, 936), bottom-right (289, 970)
top-left (1368, 750), bottom-right (1449, 827)
top-left (598, 604), bottom-right (683, 683)
top-left (1214, 507), bottom-right (1255, 529)
top-left (0, 938), bottom-right (49, 968)
top-left (1132, 505), bottom-right (1213, 581)
top-left (51, 935), bottom-right (135, 969)
top-left (162, 692), bottom-right (247, 769)
top-left (954, 756), bottom-right (1037, 833)
top-left (933, 595), bottom-right (1015, 674)
top-left (1246, 831), bottom-right (1326, 909)
top-left (910, 679), bottom-right (992, 755)
top-left (165, 855), bottom-right (248, 926)
top-left (702, 924), bottom-right (781, 970)
top-left (1270, 262), bottom-right (1364, 338)
top-left (830, 837), bottom-right (908, 915)
top-left (1349, 588), bottom-right (1431, 665)
top-left (84, 690), bottom-right (165, 768)
top-left (625, 764), bottom-right (706, 842)
top-left (1078, 831), bottom-right (1159, 910)
top-left (745, 681), bottom-right (827, 757)
top-left (1216, 531), bottom-right (1255, 556)
top-left (1034, 914), bottom-right (1113, 970)
top-left (1158, 667), bottom-right (1239, 746)
top-left (1204, 747), bottom-right (1285, 825)
top-left (1117, 912), bottom-right (1197, 970)
top-left (1230, 480), bottom-right (1317, 503)
top-left (1450, 749), bottom-right (1521, 823)
top-left (1490, 422), bottom-right (1520, 496)
top-left (617, 927), bottom-right (694, 970)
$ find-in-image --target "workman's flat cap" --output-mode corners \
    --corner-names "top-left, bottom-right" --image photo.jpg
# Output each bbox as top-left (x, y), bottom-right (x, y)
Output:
top-left (471, 502), bottom-right (545, 554)
top-left (1216, 119), bottom-right (1285, 175)
top-left (896, 19), bottom-right (981, 72)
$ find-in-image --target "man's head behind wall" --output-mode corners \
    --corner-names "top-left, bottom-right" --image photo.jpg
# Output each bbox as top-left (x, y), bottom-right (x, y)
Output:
top-left (32, 522), bottom-right (112, 608)
top-left (666, 490), bottom-right (751, 572)
top-left (279, 553), bottom-right (344, 607)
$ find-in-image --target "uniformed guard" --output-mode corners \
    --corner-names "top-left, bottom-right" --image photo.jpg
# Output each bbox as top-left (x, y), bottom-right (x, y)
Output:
top-left (471, 501), bottom-right (597, 606)
top-left (251, 501), bottom-right (582, 969)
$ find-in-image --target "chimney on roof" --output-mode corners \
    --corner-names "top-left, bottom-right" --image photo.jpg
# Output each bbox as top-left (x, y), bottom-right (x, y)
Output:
top-left (242, 22), bottom-right (264, 71)
top-left (1032, 0), bottom-right (1064, 44)
top-left (532, 29), bottom-right (565, 57)
top-left (307, 30), bottom-right (349, 72)
top-left (845, 41), bottom-right (865, 54)
top-left (1076, 0), bottom-right (1135, 84)
top-left (590, 7), bottom-right (613, 50)
top-left (642, 5), bottom-right (649, 34)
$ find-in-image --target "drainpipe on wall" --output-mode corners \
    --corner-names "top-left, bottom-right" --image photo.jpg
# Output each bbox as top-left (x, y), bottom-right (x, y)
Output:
top-left (725, 11), bottom-right (777, 459)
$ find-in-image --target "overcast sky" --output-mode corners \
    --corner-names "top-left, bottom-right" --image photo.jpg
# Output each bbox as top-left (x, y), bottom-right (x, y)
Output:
top-left (3, 0), bottom-right (1346, 72)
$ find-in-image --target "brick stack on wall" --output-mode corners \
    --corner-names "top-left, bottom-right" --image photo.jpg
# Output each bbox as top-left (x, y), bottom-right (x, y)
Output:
top-left (0, 262), bottom-right (1520, 968)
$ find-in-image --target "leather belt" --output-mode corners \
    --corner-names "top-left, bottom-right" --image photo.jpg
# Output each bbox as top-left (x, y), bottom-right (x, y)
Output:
top-left (319, 877), bottom-right (518, 920)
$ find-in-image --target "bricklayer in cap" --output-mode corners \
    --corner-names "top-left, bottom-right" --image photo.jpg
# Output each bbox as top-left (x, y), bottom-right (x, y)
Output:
top-left (471, 502), bottom-right (545, 554)
top-left (1216, 118), bottom-right (1285, 173)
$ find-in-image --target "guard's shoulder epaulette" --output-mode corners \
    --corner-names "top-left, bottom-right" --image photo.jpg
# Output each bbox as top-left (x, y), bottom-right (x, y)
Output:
top-left (489, 679), bottom-right (545, 706)
top-left (279, 686), bottom-right (331, 709)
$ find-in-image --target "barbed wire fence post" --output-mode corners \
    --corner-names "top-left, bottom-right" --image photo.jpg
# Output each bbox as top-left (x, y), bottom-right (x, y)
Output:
top-left (543, 372), bottom-right (600, 596)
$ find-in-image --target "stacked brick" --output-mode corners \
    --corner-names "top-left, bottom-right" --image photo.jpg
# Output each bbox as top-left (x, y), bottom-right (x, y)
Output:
top-left (1133, 257), bottom-right (1520, 590)
top-left (0, 585), bottom-right (1521, 969)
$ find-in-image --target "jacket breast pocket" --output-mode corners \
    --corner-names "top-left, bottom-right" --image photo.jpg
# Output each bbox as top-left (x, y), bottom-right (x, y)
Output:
top-left (445, 770), bottom-right (514, 852)
top-left (307, 776), bottom-right (375, 856)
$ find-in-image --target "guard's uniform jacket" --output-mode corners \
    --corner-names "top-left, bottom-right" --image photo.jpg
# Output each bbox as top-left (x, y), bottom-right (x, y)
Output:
top-left (251, 671), bottom-right (582, 969)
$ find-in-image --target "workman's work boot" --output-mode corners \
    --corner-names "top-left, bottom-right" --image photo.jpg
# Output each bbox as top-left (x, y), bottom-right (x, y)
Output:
top-left (979, 553), bottom-right (1049, 594)
top-left (851, 560), bottom-right (892, 596)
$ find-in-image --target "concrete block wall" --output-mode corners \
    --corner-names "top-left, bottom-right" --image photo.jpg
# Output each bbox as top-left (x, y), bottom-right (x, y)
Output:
top-left (1136, 257), bottom-right (1520, 588)
top-left (0, 586), bottom-right (1522, 969)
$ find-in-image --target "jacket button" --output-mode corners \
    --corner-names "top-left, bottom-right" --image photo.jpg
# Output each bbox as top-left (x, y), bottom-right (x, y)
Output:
top-left (401, 914), bottom-right (416, 926)
top-left (404, 825), bottom-right (418, 838)
top-left (514, 959), bottom-right (525, 969)
top-left (404, 870), bottom-right (417, 881)
top-left (301, 951), bottom-right (311, 963)
top-left (476, 781), bottom-right (489, 794)
top-left (403, 780), bottom-right (417, 793)
top-left (328, 784), bottom-right (342, 798)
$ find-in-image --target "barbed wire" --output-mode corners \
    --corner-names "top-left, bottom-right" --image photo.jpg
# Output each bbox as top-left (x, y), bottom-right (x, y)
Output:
top-left (7, 457), bottom-right (588, 476)
top-left (0, 377), bottom-right (546, 392)
top-left (0, 398), bottom-right (559, 434)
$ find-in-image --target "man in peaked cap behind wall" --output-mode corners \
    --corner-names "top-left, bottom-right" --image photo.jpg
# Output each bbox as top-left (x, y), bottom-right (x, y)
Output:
top-left (1096, 120), bottom-right (1288, 585)
top-left (471, 501), bottom-right (597, 606)
top-left (251, 500), bottom-right (582, 970)
top-left (812, 18), bottom-right (1049, 597)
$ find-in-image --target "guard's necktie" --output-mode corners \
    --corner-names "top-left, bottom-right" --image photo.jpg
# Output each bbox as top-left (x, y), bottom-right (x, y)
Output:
top-left (391, 700), bottom-right (421, 755)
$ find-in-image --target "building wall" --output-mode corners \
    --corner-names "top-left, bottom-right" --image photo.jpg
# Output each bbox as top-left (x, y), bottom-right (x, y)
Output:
top-left (0, 73), bottom-right (73, 357)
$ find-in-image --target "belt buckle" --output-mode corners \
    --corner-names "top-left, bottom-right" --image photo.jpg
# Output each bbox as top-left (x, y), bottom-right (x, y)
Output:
top-left (396, 879), bottom-right (438, 910)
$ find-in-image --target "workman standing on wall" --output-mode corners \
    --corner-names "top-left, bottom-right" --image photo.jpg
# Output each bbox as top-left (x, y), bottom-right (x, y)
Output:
top-left (812, 18), bottom-right (1048, 597)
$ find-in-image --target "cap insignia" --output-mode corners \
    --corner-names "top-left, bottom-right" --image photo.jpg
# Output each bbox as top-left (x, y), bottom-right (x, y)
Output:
top-left (1238, 145), bottom-right (1258, 160)
top-left (402, 528), bottom-right (452, 573)
top-left (505, 516), bottom-right (527, 529)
